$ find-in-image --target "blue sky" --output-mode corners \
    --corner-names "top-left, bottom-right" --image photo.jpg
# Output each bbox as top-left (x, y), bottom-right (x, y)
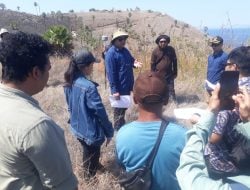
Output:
top-left (1, 0), bottom-right (249, 29)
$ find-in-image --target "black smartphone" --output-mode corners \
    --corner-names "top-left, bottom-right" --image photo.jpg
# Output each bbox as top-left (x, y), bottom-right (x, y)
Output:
top-left (219, 71), bottom-right (239, 110)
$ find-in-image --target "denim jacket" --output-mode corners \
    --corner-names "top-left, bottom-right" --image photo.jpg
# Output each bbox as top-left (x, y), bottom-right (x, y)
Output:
top-left (64, 75), bottom-right (114, 146)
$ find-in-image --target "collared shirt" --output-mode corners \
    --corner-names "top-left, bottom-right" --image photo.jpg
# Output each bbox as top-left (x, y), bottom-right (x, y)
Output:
top-left (207, 50), bottom-right (228, 88)
top-left (176, 111), bottom-right (250, 190)
top-left (0, 84), bottom-right (77, 190)
top-left (105, 45), bottom-right (135, 95)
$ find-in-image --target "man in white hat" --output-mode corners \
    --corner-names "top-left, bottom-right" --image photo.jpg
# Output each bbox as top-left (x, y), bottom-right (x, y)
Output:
top-left (105, 29), bottom-right (142, 130)
top-left (0, 28), bottom-right (9, 42)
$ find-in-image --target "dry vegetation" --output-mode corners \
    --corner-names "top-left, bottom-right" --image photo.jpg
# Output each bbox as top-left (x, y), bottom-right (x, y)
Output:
top-left (33, 45), bottom-right (207, 189)
top-left (0, 39), bottom-right (209, 189)
top-left (0, 8), bottom-right (212, 190)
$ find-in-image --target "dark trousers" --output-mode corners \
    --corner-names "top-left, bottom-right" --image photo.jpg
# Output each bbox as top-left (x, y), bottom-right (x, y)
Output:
top-left (113, 107), bottom-right (127, 130)
top-left (78, 139), bottom-right (101, 178)
top-left (166, 77), bottom-right (176, 100)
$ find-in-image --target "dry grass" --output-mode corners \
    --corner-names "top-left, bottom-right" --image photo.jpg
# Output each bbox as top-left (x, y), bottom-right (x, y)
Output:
top-left (33, 47), bottom-right (208, 190)
top-left (0, 43), bottom-right (209, 189)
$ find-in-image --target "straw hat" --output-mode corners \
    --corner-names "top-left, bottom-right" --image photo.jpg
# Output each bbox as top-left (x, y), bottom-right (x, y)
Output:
top-left (112, 30), bottom-right (128, 41)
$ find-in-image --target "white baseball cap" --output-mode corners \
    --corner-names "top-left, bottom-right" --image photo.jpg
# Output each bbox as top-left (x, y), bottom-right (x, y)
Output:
top-left (0, 28), bottom-right (8, 36)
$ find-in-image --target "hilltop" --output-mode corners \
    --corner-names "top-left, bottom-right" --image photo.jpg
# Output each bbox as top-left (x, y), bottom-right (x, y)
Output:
top-left (0, 9), bottom-right (209, 53)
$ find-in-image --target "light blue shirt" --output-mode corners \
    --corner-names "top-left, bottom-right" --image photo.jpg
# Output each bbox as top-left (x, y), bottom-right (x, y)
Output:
top-left (176, 111), bottom-right (250, 190)
top-left (116, 121), bottom-right (187, 190)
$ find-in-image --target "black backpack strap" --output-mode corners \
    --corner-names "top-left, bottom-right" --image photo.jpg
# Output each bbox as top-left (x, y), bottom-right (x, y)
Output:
top-left (145, 119), bottom-right (169, 169)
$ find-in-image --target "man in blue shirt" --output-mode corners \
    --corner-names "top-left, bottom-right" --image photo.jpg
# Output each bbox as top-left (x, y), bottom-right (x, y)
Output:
top-left (206, 36), bottom-right (228, 95)
top-left (116, 71), bottom-right (186, 190)
top-left (105, 30), bottom-right (141, 130)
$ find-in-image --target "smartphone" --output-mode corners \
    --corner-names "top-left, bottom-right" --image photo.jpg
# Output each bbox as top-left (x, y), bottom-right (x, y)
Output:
top-left (219, 71), bottom-right (239, 110)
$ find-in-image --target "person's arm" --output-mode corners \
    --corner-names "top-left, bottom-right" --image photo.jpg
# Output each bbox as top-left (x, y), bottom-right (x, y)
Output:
top-left (209, 111), bottom-right (229, 144)
top-left (171, 47), bottom-right (178, 78)
top-left (177, 113), bottom-right (233, 189)
top-left (105, 51), bottom-right (119, 95)
top-left (233, 86), bottom-right (250, 139)
top-left (210, 133), bottom-right (222, 143)
top-left (176, 112), bottom-right (233, 190)
top-left (176, 85), bottom-right (232, 190)
top-left (86, 86), bottom-right (114, 140)
top-left (22, 120), bottom-right (78, 190)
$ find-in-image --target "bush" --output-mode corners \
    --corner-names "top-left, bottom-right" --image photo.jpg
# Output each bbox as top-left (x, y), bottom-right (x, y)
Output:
top-left (43, 25), bottom-right (73, 56)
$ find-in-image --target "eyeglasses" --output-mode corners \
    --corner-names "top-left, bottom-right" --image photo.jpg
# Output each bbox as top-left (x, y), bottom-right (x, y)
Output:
top-left (117, 37), bottom-right (127, 42)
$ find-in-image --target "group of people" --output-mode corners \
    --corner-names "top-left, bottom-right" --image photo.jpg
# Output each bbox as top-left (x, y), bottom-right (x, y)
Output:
top-left (0, 28), bottom-right (250, 190)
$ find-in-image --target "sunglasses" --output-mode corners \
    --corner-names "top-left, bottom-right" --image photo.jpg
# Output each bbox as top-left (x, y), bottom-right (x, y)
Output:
top-left (211, 43), bottom-right (220, 47)
top-left (117, 37), bottom-right (127, 42)
top-left (159, 40), bottom-right (167, 43)
top-left (226, 61), bottom-right (234, 66)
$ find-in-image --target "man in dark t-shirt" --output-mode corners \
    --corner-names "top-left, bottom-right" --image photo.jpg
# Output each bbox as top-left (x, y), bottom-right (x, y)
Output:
top-left (151, 35), bottom-right (178, 102)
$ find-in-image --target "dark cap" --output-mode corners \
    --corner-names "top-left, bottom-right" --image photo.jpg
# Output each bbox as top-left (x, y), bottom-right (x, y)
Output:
top-left (134, 71), bottom-right (168, 104)
top-left (209, 36), bottom-right (223, 46)
top-left (155, 35), bottom-right (170, 44)
top-left (72, 49), bottom-right (99, 65)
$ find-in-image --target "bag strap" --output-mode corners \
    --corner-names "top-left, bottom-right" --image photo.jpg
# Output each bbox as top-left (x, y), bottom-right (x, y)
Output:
top-left (145, 119), bottom-right (169, 169)
top-left (152, 54), bottom-right (165, 71)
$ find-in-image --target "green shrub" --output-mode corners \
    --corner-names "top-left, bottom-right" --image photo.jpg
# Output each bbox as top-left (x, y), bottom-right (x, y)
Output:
top-left (43, 25), bottom-right (73, 56)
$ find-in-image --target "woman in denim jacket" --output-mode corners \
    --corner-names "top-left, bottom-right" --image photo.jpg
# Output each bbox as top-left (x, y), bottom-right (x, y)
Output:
top-left (64, 49), bottom-right (114, 179)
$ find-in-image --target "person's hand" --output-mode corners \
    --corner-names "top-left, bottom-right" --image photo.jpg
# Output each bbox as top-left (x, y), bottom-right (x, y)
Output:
top-left (232, 86), bottom-right (250, 122)
top-left (189, 113), bottom-right (201, 124)
top-left (113, 92), bottom-right (120, 100)
top-left (106, 138), bottom-right (112, 146)
top-left (134, 60), bottom-right (143, 68)
top-left (207, 84), bottom-right (220, 113)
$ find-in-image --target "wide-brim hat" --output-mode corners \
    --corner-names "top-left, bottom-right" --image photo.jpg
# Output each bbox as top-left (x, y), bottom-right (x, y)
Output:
top-left (134, 71), bottom-right (168, 104)
top-left (112, 30), bottom-right (128, 41)
top-left (73, 49), bottom-right (100, 65)
top-left (0, 28), bottom-right (8, 36)
top-left (209, 36), bottom-right (223, 46)
top-left (155, 35), bottom-right (170, 44)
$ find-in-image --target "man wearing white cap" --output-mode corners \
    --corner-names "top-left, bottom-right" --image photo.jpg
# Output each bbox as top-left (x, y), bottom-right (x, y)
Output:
top-left (0, 28), bottom-right (9, 42)
top-left (105, 29), bottom-right (142, 130)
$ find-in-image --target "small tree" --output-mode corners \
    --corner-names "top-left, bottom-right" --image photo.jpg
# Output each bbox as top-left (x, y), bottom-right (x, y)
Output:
top-left (43, 25), bottom-right (73, 56)
top-left (0, 3), bottom-right (6, 10)
top-left (41, 12), bottom-right (47, 30)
